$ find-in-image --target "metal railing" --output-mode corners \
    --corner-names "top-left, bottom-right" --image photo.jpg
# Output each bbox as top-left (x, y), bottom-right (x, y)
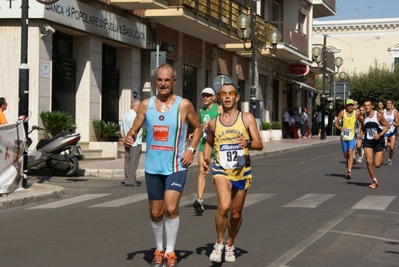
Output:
top-left (268, 21), bottom-right (308, 56)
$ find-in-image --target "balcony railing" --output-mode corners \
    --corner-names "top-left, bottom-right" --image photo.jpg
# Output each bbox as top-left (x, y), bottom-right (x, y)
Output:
top-left (169, 0), bottom-right (248, 32)
top-left (267, 21), bottom-right (308, 56)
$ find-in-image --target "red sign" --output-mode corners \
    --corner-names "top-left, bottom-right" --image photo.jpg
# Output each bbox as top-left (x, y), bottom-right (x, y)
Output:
top-left (288, 63), bottom-right (310, 76)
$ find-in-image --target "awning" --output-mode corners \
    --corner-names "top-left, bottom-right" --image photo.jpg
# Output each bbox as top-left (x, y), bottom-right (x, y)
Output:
top-left (278, 75), bottom-right (320, 94)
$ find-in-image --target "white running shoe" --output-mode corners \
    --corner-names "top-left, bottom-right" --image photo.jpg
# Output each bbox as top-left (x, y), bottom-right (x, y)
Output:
top-left (356, 156), bottom-right (363, 164)
top-left (224, 244), bottom-right (236, 262)
top-left (388, 159), bottom-right (393, 166)
top-left (209, 242), bottom-right (224, 263)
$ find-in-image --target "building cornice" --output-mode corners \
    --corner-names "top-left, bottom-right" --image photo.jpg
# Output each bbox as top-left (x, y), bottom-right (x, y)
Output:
top-left (313, 17), bottom-right (399, 31)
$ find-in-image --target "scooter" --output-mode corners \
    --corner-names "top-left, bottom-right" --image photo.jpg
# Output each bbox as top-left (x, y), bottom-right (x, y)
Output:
top-left (27, 126), bottom-right (85, 177)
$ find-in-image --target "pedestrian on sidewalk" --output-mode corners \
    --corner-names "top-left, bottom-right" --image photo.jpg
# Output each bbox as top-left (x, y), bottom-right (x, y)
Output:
top-left (283, 107), bottom-right (291, 138)
top-left (189, 87), bottom-right (222, 214)
top-left (358, 99), bottom-right (389, 189)
top-left (125, 64), bottom-right (202, 267)
top-left (300, 107), bottom-right (308, 138)
top-left (119, 100), bottom-right (142, 187)
top-left (0, 97), bottom-right (8, 124)
top-left (334, 99), bottom-right (361, 180)
top-left (203, 83), bottom-right (263, 263)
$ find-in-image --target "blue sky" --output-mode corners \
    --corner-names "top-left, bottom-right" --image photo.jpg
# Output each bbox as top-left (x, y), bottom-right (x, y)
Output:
top-left (318, 0), bottom-right (399, 20)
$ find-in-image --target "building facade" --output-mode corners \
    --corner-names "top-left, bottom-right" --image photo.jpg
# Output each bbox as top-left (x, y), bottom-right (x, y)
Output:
top-left (0, 0), bottom-right (336, 156)
top-left (313, 18), bottom-right (399, 76)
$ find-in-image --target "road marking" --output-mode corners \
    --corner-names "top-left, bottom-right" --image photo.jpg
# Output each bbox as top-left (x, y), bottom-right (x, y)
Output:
top-left (28, 194), bottom-right (110, 209)
top-left (89, 193), bottom-right (148, 208)
top-left (180, 193), bottom-right (216, 207)
top-left (329, 230), bottom-right (399, 243)
top-left (244, 193), bottom-right (277, 207)
top-left (283, 194), bottom-right (335, 208)
top-left (351, 195), bottom-right (396, 210)
top-left (267, 209), bottom-right (354, 267)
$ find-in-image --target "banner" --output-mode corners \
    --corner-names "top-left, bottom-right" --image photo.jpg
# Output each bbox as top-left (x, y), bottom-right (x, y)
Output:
top-left (0, 122), bottom-right (26, 194)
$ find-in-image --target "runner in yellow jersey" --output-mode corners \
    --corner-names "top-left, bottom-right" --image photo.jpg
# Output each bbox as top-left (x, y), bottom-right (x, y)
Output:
top-left (203, 83), bottom-right (263, 263)
top-left (334, 99), bottom-right (361, 179)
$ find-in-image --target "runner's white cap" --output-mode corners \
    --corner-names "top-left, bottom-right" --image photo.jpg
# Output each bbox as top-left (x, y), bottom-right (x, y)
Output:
top-left (201, 87), bottom-right (215, 95)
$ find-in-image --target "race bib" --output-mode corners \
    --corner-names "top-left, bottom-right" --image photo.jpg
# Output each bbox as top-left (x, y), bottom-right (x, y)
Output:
top-left (341, 129), bottom-right (351, 140)
top-left (366, 128), bottom-right (377, 140)
top-left (219, 143), bottom-right (245, 169)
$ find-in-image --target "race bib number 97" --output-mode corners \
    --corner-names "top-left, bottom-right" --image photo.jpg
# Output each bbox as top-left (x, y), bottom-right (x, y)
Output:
top-left (219, 143), bottom-right (245, 169)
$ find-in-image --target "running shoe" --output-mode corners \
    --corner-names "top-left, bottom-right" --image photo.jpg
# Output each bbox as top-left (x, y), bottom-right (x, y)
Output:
top-left (353, 156), bottom-right (357, 164)
top-left (346, 171), bottom-right (352, 180)
top-left (368, 179), bottom-right (379, 189)
top-left (164, 252), bottom-right (178, 267)
top-left (209, 242), bottom-right (224, 263)
top-left (356, 156), bottom-right (363, 164)
top-left (387, 159), bottom-right (393, 166)
top-left (151, 250), bottom-right (165, 267)
top-left (193, 199), bottom-right (204, 214)
top-left (224, 244), bottom-right (236, 263)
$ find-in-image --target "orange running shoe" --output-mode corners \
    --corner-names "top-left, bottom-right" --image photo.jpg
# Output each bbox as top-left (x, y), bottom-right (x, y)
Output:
top-left (368, 179), bottom-right (379, 189)
top-left (151, 250), bottom-right (165, 267)
top-left (165, 252), bottom-right (178, 267)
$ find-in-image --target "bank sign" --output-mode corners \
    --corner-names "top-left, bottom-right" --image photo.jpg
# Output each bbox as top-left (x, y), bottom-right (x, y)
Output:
top-left (0, 0), bottom-right (146, 48)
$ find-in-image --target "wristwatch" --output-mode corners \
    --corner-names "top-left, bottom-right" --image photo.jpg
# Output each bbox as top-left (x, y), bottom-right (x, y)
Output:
top-left (187, 147), bottom-right (196, 155)
top-left (246, 140), bottom-right (252, 148)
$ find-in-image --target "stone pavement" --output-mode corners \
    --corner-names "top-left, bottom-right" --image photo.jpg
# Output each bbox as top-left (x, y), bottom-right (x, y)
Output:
top-left (0, 136), bottom-right (340, 209)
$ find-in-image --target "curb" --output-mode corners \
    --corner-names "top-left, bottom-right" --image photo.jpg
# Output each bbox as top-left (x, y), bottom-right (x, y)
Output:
top-left (0, 184), bottom-right (65, 210)
top-left (82, 139), bottom-right (338, 178)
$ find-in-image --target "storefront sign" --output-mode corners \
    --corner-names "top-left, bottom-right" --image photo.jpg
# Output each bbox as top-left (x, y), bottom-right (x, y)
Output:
top-left (0, 0), bottom-right (146, 48)
top-left (288, 63), bottom-right (310, 76)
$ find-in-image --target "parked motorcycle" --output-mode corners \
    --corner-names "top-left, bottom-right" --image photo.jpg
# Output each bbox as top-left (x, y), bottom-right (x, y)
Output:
top-left (27, 126), bottom-right (85, 177)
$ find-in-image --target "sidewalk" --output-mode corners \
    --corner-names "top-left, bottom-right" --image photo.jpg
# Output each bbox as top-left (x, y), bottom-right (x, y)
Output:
top-left (0, 136), bottom-right (340, 209)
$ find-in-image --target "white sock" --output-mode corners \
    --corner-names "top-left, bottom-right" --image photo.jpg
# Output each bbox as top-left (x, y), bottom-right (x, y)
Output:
top-left (165, 216), bottom-right (180, 254)
top-left (150, 220), bottom-right (164, 251)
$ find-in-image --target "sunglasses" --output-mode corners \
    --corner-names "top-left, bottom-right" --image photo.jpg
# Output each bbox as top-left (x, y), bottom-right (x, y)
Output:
top-left (347, 104), bottom-right (353, 106)
top-left (202, 94), bottom-right (214, 98)
top-left (219, 91), bottom-right (237, 97)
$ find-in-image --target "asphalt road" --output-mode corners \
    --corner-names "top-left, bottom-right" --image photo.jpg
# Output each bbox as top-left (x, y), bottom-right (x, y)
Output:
top-left (1, 143), bottom-right (398, 267)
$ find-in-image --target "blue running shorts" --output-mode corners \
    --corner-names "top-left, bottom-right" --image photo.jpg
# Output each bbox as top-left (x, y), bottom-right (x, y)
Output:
top-left (341, 138), bottom-right (356, 154)
top-left (145, 171), bottom-right (187, 200)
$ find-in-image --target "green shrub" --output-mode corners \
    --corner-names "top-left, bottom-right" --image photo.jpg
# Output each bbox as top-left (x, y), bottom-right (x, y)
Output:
top-left (39, 111), bottom-right (76, 138)
top-left (261, 122), bottom-right (271, 130)
top-left (92, 119), bottom-right (120, 141)
top-left (271, 121), bottom-right (282, 130)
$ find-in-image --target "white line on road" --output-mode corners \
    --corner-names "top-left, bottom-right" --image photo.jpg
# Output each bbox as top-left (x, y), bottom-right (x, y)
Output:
top-left (89, 193), bottom-right (148, 208)
top-left (351, 195), bottom-right (396, 210)
top-left (283, 194), bottom-right (335, 208)
top-left (267, 209), bottom-right (354, 267)
top-left (244, 193), bottom-right (277, 207)
top-left (329, 230), bottom-right (399, 243)
top-left (28, 194), bottom-right (111, 209)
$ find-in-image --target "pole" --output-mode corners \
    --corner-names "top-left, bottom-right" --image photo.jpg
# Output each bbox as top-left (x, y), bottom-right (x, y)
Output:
top-left (250, 0), bottom-right (257, 118)
top-left (19, 0), bottom-right (29, 188)
top-left (320, 35), bottom-right (327, 140)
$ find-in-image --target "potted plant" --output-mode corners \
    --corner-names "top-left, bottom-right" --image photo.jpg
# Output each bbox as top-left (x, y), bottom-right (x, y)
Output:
top-left (40, 111), bottom-right (76, 138)
top-left (270, 121), bottom-right (282, 140)
top-left (261, 122), bottom-right (271, 142)
top-left (92, 119), bottom-right (120, 141)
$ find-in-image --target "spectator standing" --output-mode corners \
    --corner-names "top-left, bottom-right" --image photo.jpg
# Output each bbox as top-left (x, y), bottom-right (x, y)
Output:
top-left (300, 108), bottom-right (308, 138)
top-left (317, 107), bottom-right (322, 137)
top-left (283, 107), bottom-right (291, 138)
top-left (124, 64), bottom-right (202, 267)
top-left (0, 97), bottom-right (8, 124)
top-left (191, 87), bottom-right (222, 214)
top-left (119, 100), bottom-right (142, 187)
top-left (203, 83), bottom-right (263, 263)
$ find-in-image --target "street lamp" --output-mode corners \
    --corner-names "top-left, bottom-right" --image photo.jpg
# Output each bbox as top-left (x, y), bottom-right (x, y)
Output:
top-left (19, 0), bottom-right (60, 188)
top-left (236, 3), bottom-right (281, 119)
top-left (312, 34), bottom-right (344, 139)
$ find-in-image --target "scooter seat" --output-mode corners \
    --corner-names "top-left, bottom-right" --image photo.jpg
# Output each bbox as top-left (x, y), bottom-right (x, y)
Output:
top-left (36, 132), bottom-right (79, 150)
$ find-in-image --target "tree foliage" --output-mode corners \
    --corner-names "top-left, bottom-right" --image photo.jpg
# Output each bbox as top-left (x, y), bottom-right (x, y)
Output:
top-left (349, 60), bottom-right (399, 106)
